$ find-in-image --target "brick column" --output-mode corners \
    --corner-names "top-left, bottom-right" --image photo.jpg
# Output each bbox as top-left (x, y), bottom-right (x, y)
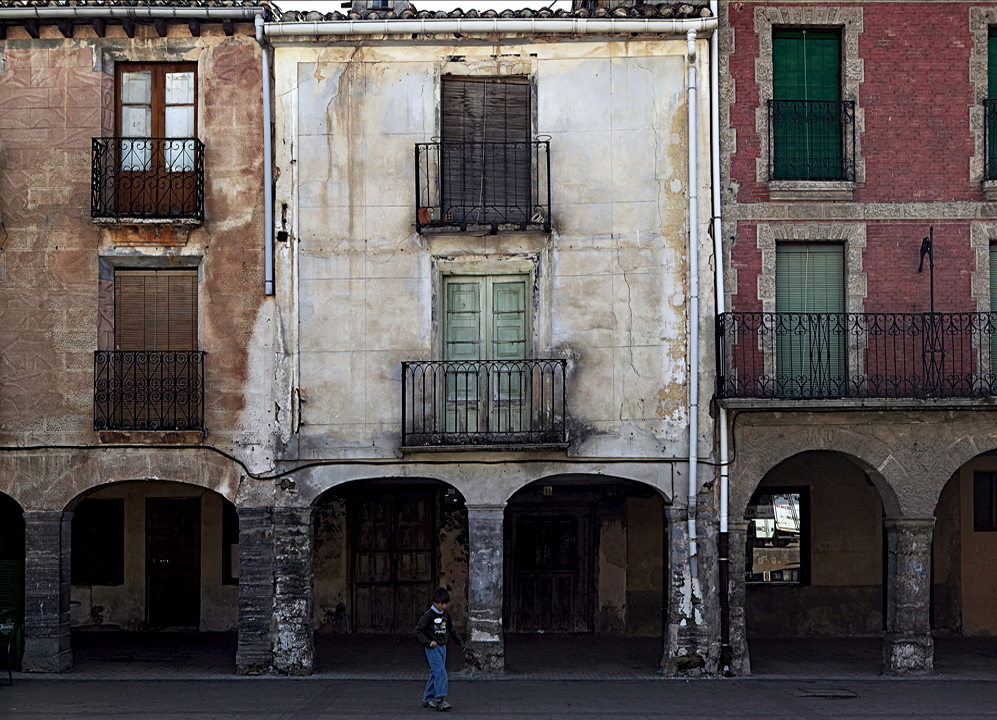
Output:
top-left (726, 520), bottom-right (750, 676)
top-left (663, 505), bottom-right (701, 674)
top-left (883, 517), bottom-right (935, 675)
top-left (22, 511), bottom-right (72, 673)
top-left (465, 504), bottom-right (504, 673)
top-left (273, 506), bottom-right (314, 675)
top-left (236, 506), bottom-right (274, 675)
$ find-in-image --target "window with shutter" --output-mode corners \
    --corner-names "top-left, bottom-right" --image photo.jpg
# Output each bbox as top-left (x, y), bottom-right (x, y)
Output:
top-left (114, 269), bottom-right (197, 352)
top-left (775, 244), bottom-right (845, 396)
top-left (440, 76), bottom-right (531, 225)
top-left (990, 246), bottom-right (997, 375)
top-left (772, 30), bottom-right (843, 180)
top-left (988, 30), bottom-right (997, 180)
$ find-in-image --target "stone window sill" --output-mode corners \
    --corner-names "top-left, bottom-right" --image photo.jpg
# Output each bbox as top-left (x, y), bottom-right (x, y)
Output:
top-left (983, 180), bottom-right (997, 202)
top-left (768, 180), bottom-right (855, 202)
top-left (97, 430), bottom-right (204, 445)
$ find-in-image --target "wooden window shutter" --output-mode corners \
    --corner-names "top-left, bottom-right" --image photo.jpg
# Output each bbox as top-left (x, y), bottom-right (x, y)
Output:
top-left (773, 30), bottom-right (840, 101)
top-left (440, 77), bottom-right (531, 224)
top-left (990, 28), bottom-right (997, 98)
top-left (491, 279), bottom-right (528, 361)
top-left (114, 269), bottom-right (197, 351)
top-left (775, 244), bottom-right (844, 314)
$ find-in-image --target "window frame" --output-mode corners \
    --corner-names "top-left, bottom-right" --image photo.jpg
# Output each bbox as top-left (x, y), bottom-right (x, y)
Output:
top-left (71, 499), bottom-right (126, 587)
top-left (745, 485), bottom-right (811, 586)
top-left (115, 61), bottom-right (198, 141)
top-left (752, 6), bottom-right (865, 200)
top-left (441, 273), bottom-right (532, 364)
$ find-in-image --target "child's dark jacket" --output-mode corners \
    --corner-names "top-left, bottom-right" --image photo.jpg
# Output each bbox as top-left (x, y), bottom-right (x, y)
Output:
top-left (414, 608), bottom-right (466, 649)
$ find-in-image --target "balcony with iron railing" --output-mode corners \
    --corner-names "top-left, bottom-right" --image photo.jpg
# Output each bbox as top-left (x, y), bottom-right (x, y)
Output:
top-left (717, 312), bottom-right (997, 401)
top-left (94, 350), bottom-right (205, 432)
top-left (92, 138), bottom-right (205, 222)
top-left (401, 358), bottom-right (567, 449)
top-left (768, 100), bottom-right (856, 182)
top-left (415, 140), bottom-right (551, 233)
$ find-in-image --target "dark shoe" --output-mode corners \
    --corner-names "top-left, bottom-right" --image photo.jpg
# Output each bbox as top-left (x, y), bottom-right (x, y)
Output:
top-left (436, 699), bottom-right (452, 712)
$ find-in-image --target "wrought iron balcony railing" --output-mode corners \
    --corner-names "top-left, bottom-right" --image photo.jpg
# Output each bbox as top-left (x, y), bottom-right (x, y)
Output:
top-left (94, 350), bottom-right (205, 431)
top-left (92, 138), bottom-right (205, 221)
top-left (985, 100), bottom-right (997, 181)
top-left (415, 140), bottom-right (551, 232)
top-left (768, 100), bottom-right (856, 182)
top-left (401, 359), bottom-right (567, 448)
top-left (717, 312), bottom-right (997, 400)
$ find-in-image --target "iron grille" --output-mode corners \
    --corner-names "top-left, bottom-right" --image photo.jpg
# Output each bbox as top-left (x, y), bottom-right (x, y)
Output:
top-left (92, 137), bottom-right (205, 221)
top-left (767, 100), bottom-right (856, 182)
top-left (716, 312), bottom-right (997, 400)
top-left (985, 100), bottom-right (997, 181)
top-left (94, 350), bottom-right (205, 431)
top-left (401, 359), bottom-right (568, 448)
top-left (415, 140), bottom-right (551, 232)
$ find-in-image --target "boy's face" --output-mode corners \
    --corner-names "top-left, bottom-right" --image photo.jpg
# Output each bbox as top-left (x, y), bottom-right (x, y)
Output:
top-left (433, 601), bottom-right (448, 612)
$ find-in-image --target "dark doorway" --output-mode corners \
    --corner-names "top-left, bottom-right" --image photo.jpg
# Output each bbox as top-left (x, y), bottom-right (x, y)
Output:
top-left (352, 490), bottom-right (436, 633)
top-left (512, 515), bottom-right (583, 632)
top-left (146, 498), bottom-right (200, 627)
top-left (506, 499), bottom-right (593, 633)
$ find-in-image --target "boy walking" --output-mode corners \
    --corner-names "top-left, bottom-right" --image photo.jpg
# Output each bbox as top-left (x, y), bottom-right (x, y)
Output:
top-left (414, 587), bottom-right (466, 711)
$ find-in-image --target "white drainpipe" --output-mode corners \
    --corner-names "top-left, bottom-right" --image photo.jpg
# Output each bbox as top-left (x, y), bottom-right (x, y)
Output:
top-left (256, 14), bottom-right (275, 297)
top-left (686, 28), bottom-right (700, 590)
top-left (265, 16), bottom-right (718, 38)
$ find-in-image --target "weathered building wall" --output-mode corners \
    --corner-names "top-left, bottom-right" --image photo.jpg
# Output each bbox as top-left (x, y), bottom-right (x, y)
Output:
top-left (0, 23), bottom-right (276, 515)
top-left (272, 36), bottom-right (716, 478)
top-left (957, 459), bottom-right (997, 635)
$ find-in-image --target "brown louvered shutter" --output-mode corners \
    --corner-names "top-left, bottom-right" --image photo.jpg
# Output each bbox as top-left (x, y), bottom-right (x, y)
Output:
top-left (114, 269), bottom-right (197, 351)
top-left (441, 77), bottom-right (531, 224)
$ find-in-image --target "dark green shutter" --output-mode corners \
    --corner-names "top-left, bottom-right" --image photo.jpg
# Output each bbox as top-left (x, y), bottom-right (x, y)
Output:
top-left (990, 247), bottom-right (997, 375)
top-left (772, 30), bottom-right (842, 180)
top-left (989, 29), bottom-right (997, 98)
top-left (776, 244), bottom-right (845, 396)
top-left (988, 30), bottom-right (997, 180)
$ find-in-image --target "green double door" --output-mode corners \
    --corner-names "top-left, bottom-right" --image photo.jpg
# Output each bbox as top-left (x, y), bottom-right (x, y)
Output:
top-left (444, 275), bottom-right (529, 437)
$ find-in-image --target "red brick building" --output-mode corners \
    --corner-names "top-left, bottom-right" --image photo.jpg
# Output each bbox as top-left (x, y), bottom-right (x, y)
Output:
top-left (719, 1), bottom-right (997, 675)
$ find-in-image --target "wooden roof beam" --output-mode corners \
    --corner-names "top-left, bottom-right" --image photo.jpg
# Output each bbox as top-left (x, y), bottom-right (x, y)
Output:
top-left (122, 18), bottom-right (135, 38)
top-left (153, 18), bottom-right (168, 37)
top-left (92, 18), bottom-right (106, 37)
top-left (24, 19), bottom-right (39, 39)
top-left (57, 19), bottom-right (73, 38)
top-left (187, 19), bottom-right (200, 37)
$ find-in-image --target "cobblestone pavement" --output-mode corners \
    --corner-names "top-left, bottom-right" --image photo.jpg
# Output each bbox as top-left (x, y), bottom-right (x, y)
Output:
top-left (4, 678), bottom-right (997, 719)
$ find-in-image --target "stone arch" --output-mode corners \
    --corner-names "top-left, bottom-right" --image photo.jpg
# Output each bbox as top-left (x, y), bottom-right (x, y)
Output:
top-left (731, 423), bottom-right (902, 520)
top-left (0, 448), bottom-right (246, 513)
top-left (920, 432), bottom-right (997, 518)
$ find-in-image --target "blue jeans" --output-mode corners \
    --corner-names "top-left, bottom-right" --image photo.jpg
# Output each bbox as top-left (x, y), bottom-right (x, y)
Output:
top-left (423, 645), bottom-right (448, 703)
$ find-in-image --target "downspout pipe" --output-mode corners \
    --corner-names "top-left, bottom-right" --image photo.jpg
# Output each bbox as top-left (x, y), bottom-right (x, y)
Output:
top-left (265, 17), bottom-right (718, 38)
top-left (256, 14), bottom-right (275, 297)
top-left (710, 0), bottom-right (731, 676)
top-left (686, 28), bottom-right (700, 608)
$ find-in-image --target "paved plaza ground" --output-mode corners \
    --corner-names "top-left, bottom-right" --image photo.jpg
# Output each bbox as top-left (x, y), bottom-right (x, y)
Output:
top-left (3, 633), bottom-right (997, 719)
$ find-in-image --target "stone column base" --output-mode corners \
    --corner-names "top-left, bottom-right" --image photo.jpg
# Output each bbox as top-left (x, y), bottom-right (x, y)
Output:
top-left (883, 633), bottom-right (934, 675)
top-left (465, 639), bottom-right (504, 674)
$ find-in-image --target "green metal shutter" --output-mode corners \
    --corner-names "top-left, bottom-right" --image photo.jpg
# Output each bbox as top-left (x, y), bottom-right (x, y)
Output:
top-left (776, 244), bottom-right (845, 396)
top-left (988, 30), bottom-right (997, 180)
top-left (772, 30), bottom-right (842, 180)
top-left (990, 247), bottom-right (997, 376)
top-left (989, 29), bottom-right (997, 98)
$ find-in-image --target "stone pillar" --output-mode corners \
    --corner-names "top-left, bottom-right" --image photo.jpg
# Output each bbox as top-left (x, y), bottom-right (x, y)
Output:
top-left (663, 505), bottom-right (702, 674)
top-left (883, 517), bottom-right (935, 675)
top-left (22, 511), bottom-right (72, 673)
top-left (465, 504), bottom-right (504, 673)
top-left (236, 506), bottom-right (274, 675)
top-left (272, 506), bottom-right (314, 675)
top-left (727, 520), bottom-right (750, 676)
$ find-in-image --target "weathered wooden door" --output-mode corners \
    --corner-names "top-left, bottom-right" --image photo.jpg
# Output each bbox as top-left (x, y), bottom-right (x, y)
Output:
top-left (511, 515), bottom-right (589, 632)
top-left (146, 498), bottom-right (200, 627)
top-left (353, 491), bottom-right (436, 633)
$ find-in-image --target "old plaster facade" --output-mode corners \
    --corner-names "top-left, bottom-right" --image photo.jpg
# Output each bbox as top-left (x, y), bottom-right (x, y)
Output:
top-left (266, 6), bottom-right (718, 674)
top-left (0, 1), bottom-right (277, 673)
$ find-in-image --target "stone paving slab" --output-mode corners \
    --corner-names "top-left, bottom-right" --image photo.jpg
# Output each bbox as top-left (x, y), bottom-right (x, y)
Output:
top-left (6, 679), bottom-right (997, 719)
